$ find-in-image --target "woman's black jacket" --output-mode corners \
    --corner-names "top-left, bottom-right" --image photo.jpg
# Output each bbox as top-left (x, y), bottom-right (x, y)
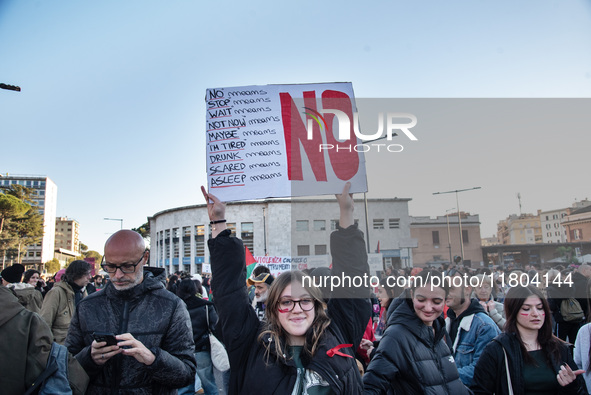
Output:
top-left (471, 332), bottom-right (587, 395)
top-left (182, 295), bottom-right (218, 351)
top-left (209, 225), bottom-right (371, 395)
top-left (363, 297), bottom-right (471, 394)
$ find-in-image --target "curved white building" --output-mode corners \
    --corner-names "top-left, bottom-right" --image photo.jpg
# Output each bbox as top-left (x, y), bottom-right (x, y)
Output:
top-left (149, 197), bottom-right (413, 275)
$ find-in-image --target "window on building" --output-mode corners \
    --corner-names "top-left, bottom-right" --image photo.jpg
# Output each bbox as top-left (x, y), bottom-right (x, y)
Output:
top-left (195, 225), bottom-right (205, 256)
top-left (315, 245), bottom-right (327, 255)
top-left (574, 229), bottom-right (583, 240)
top-left (462, 230), bottom-right (469, 244)
top-left (330, 220), bottom-right (339, 231)
top-left (389, 218), bottom-right (400, 229)
top-left (173, 228), bottom-right (179, 238)
top-left (227, 222), bottom-right (236, 235)
top-left (296, 220), bottom-right (309, 231)
top-left (432, 231), bottom-right (440, 245)
top-left (313, 220), bottom-right (326, 231)
top-left (173, 241), bottom-right (179, 258)
top-left (183, 226), bottom-right (191, 237)
top-left (241, 222), bottom-right (254, 253)
top-left (373, 219), bottom-right (384, 229)
top-left (297, 245), bottom-right (310, 256)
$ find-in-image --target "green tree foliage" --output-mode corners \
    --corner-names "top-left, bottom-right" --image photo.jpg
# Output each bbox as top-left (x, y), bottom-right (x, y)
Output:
top-left (79, 242), bottom-right (89, 253)
top-left (44, 258), bottom-right (61, 274)
top-left (66, 251), bottom-right (103, 271)
top-left (132, 221), bottom-right (150, 243)
top-left (556, 246), bottom-right (579, 265)
top-left (0, 193), bottom-right (30, 234)
top-left (0, 185), bottom-right (44, 263)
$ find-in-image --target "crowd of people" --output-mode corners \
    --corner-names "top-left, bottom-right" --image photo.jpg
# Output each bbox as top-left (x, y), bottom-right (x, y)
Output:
top-left (1, 182), bottom-right (591, 394)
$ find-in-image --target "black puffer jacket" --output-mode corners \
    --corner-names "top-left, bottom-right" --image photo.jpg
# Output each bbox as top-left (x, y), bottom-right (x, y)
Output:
top-left (363, 298), bottom-right (471, 394)
top-left (209, 225), bottom-right (371, 394)
top-left (183, 295), bottom-right (218, 351)
top-left (471, 332), bottom-right (587, 395)
top-left (65, 267), bottom-right (196, 394)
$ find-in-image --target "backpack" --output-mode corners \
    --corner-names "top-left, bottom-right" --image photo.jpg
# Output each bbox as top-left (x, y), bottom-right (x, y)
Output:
top-left (25, 342), bottom-right (72, 395)
top-left (560, 298), bottom-right (584, 322)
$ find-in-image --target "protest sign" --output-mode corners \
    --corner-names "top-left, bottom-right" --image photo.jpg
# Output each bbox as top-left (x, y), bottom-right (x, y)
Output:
top-left (205, 82), bottom-right (367, 201)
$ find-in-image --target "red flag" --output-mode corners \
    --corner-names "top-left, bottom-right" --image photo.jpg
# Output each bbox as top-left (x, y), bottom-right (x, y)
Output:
top-left (376, 241), bottom-right (380, 253)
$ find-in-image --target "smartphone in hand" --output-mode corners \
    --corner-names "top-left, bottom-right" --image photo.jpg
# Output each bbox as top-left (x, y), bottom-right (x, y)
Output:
top-left (92, 331), bottom-right (118, 346)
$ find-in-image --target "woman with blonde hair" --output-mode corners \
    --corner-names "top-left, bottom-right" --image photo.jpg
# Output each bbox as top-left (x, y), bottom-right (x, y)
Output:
top-left (202, 182), bottom-right (370, 394)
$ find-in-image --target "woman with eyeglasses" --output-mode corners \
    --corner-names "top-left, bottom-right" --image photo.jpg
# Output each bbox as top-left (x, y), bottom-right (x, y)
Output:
top-left (471, 285), bottom-right (586, 394)
top-left (201, 182), bottom-right (370, 394)
top-left (363, 269), bottom-right (471, 394)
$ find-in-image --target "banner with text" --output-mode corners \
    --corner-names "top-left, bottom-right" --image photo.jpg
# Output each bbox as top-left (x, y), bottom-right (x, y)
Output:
top-left (205, 82), bottom-right (367, 201)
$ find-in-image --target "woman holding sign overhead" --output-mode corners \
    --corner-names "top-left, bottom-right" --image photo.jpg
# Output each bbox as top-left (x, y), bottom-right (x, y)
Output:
top-left (201, 182), bottom-right (370, 394)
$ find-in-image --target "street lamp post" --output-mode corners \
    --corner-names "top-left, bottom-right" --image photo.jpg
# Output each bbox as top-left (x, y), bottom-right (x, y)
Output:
top-left (104, 218), bottom-right (123, 230)
top-left (433, 187), bottom-right (481, 262)
top-left (445, 208), bottom-right (456, 265)
top-left (262, 206), bottom-right (267, 256)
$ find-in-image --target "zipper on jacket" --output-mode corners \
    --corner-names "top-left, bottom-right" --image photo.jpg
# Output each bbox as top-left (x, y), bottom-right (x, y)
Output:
top-left (111, 300), bottom-right (130, 394)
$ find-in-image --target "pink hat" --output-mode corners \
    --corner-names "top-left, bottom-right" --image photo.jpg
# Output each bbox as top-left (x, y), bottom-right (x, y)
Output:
top-left (55, 269), bottom-right (66, 282)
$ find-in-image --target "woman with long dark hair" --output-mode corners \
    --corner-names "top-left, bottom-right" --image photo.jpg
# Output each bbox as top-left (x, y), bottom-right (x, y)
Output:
top-left (471, 285), bottom-right (586, 394)
top-left (201, 182), bottom-right (370, 394)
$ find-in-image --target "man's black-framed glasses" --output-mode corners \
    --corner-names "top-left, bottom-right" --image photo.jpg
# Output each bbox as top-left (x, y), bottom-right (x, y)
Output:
top-left (101, 250), bottom-right (147, 274)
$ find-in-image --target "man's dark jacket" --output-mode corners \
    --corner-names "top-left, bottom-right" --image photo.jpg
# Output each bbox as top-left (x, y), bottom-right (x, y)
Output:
top-left (65, 267), bottom-right (196, 394)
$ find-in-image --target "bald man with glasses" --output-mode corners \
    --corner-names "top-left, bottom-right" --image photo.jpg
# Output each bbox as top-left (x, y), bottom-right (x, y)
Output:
top-left (65, 230), bottom-right (196, 394)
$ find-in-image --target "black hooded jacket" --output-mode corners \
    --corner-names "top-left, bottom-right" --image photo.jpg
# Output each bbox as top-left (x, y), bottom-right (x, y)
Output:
top-left (363, 297), bottom-right (471, 395)
top-left (209, 225), bottom-right (371, 394)
top-left (182, 295), bottom-right (218, 351)
top-left (65, 267), bottom-right (196, 394)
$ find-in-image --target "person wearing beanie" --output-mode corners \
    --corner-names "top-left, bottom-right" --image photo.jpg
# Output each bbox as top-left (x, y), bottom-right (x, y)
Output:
top-left (41, 260), bottom-right (91, 344)
top-left (1, 264), bottom-right (43, 314)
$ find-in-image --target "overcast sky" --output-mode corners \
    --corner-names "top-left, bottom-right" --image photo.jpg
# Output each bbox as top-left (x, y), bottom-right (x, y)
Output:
top-left (1, 0), bottom-right (590, 252)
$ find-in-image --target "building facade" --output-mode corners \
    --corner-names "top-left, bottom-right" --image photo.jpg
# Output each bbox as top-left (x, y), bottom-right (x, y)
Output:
top-left (148, 197), bottom-right (414, 275)
top-left (410, 212), bottom-right (482, 268)
top-left (0, 175), bottom-right (57, 266)
top-left (563, 205), bottom-right (591, 243)
top-left (497, 213), bottom-right (542, 245)
top-left (55, 216), bottom-right (80, 259)
top-left (540, 208), bottom-right (568, 243)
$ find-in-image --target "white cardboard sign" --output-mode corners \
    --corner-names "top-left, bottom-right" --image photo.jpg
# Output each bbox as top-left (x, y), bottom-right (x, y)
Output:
top-left (205, 82), bottom-right (367, 201)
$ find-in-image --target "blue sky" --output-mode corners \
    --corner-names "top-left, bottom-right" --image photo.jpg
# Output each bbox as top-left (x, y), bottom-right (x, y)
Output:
top-left (1, 0), bottom-right (590, 252)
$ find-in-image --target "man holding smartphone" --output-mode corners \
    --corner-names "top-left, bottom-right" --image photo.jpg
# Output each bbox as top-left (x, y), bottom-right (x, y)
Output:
top-left (65, 230), bottom-right (196, 394)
